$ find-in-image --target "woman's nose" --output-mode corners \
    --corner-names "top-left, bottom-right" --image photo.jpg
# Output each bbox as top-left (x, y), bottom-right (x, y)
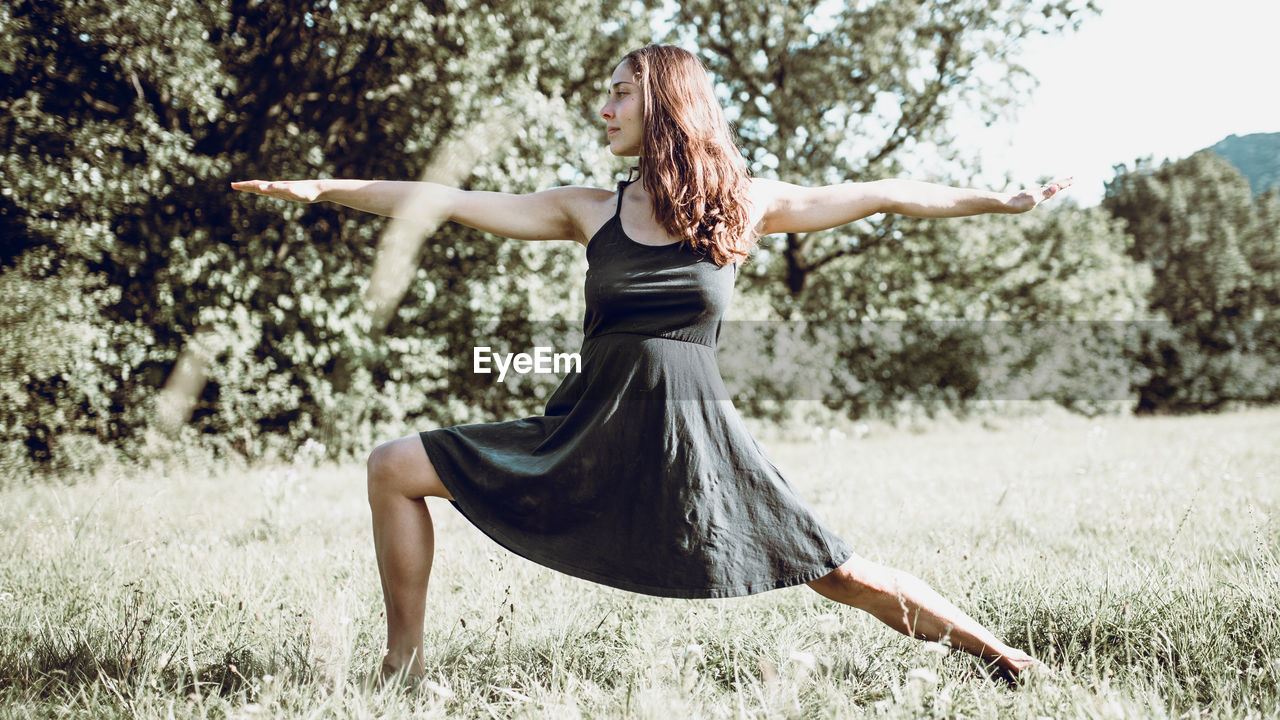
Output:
top-left (600, 102), bottom-right (613, 120)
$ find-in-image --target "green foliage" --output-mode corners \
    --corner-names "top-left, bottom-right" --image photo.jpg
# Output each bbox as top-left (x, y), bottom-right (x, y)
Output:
top-left (2, 0), bottom-right (657, 470)
top-left (756, 203), bottom-right (1153, 419)
top-left (676, 0), bottom-right (1098, 301)
top-left (1104, 151), bottom-right (1280, 412)
top-left (0, 248), bottom-right (148, 475)
top-left (10, 0), bottom-right (1267, 469)
top-left (669, 0), bottom-right (1142, 421)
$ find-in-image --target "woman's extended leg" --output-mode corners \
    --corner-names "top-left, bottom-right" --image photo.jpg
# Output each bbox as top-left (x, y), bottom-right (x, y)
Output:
top-left (808, 554), bottom-right (1036, 677)
top-left (366, 435), bottom-right (453, 679)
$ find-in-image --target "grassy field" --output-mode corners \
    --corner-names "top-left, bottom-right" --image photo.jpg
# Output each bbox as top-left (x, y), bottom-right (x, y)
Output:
top-left (1, 408), bottom-right (1278, 718)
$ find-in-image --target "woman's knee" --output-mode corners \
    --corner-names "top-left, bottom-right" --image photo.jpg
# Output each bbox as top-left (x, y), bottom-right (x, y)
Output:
top-left (366, 440), bottom-right (396, 500)
top-left (809, 564), bottom-right (862, 602)
top-left (809, 555), bottom-right (894, 606)
top-left (367, 435), bottom-right (451, 501)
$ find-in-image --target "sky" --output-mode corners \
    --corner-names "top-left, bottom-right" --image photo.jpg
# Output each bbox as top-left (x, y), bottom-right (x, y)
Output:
top-left (963, 0), bottom-right (1280, 205)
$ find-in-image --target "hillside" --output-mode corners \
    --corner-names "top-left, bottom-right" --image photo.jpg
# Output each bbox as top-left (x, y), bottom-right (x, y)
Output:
top-left (1209, 132), bottom-right (1280, 195)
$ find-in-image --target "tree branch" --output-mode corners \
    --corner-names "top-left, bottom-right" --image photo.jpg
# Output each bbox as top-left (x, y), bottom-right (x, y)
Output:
top-left (865, 28), bottom-right (960, 168)
top-left (808, 234), bottom-right (886, 274)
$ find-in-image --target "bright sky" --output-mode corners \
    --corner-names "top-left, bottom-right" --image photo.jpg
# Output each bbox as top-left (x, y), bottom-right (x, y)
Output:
top-left (965, 0), bottom-right (1280, 205)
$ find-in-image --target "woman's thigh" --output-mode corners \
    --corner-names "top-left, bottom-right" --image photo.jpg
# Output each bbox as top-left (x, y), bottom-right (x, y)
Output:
top-left (368, 434), bottom-right (454, 500)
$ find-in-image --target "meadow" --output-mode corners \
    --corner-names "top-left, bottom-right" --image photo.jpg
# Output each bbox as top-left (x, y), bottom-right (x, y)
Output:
top-left (1, 407), bottom-right (1277, 719)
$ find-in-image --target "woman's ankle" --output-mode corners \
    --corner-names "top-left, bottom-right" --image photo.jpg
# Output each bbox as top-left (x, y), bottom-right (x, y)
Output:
top-left (382, 647), bottom-right (426, 677)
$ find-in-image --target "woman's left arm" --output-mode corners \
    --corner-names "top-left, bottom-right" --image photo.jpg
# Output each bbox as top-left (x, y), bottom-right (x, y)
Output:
top-left (753, 177), bottom-right (1072, 235)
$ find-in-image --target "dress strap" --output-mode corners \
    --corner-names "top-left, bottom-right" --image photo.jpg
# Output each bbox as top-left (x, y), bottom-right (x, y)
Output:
top-left (614, 180), bottom-right (629, 219)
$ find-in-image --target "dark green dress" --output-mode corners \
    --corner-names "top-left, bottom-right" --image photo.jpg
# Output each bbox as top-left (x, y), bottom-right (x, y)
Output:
top-left (419, 181), bottom-right (853, 598)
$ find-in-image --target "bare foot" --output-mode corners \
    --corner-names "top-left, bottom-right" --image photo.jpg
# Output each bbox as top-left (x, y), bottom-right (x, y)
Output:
top-left (1015, 659), bottom-right (1054, 683)
top-left (992, 653), bottom-right (1053, 687)
top-left (365, 661), bottom-right (424, 693)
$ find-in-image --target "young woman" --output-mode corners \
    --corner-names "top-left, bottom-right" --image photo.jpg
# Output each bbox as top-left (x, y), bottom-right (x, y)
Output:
top-left (233, 44), bottom-right (1068, 686)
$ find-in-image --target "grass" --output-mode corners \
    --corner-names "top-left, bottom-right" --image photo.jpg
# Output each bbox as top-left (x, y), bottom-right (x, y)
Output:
top-left (1, 407), bottom-right (1278, 718)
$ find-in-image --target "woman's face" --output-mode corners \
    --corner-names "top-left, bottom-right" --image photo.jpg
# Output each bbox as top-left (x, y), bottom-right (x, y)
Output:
top-left (600, 61), bottom-right (643, 157)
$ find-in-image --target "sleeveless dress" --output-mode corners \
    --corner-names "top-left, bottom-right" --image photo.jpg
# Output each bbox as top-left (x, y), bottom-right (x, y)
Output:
top-left (419, 181), bottom-right (854, 599)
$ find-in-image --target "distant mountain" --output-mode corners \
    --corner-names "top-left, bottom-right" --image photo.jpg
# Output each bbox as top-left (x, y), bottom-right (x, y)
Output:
top-left (1207, 132), bottom-right (1280, 196)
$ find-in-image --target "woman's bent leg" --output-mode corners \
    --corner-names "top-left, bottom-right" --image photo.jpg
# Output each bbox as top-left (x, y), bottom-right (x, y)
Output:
top-left (808, 554), bottom-right (1035, 677)
top-left (366, 435), bottom-right (453, 679)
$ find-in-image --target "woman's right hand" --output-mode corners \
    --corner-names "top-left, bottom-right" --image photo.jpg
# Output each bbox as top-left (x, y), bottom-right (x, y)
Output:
top-left (230, 179), bottom-right (324, 203)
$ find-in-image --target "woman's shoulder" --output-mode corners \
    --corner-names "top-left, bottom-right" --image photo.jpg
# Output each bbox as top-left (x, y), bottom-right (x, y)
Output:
top-left (550, 185), bottom-right (625, 242)
top-left (542, 184), bottom-right (618, 214)
top-left (746, 177), bottom-right (792, 204)
top-left (547, 184), bottom-right (617, 200)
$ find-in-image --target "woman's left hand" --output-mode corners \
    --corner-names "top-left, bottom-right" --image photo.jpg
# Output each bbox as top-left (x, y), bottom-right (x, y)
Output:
top-left (1006, 177), bottom-right (1073, 213)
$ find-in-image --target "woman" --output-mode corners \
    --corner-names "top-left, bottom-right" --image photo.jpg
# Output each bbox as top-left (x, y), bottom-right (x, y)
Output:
top-left (233, 44), bottom-right (1067, 685)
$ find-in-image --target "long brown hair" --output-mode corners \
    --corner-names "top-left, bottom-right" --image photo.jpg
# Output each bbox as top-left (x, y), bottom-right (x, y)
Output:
top-left (622, 45), bottom-right (754, 266)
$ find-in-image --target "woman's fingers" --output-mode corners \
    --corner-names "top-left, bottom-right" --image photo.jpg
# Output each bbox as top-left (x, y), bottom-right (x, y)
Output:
top-left (230, 179), bottom-right (276, 197)
top-left (1039, 176), bottom-right (1074, 200)
top-left (1006, 176), bottom-right (1071, 214)
top-left (229, 179), bottom-right (320, 202)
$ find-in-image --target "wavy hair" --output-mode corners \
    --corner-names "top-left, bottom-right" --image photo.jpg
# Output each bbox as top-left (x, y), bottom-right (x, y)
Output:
top-left (622, 45), bottom-right (754, 266)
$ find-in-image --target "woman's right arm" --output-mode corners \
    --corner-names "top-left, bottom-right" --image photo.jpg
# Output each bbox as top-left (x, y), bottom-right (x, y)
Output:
top-left (230, 179), bottom-right (603, 244)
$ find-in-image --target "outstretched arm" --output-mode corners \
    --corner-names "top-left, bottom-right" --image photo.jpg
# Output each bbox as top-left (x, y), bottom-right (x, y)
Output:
top-left (753, 177), bottom-right (1072, 235)
top-left (230, 179), bottom-right (605, 244)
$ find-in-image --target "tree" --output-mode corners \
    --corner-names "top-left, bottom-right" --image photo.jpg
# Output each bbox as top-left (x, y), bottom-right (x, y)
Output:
top-left (1104, 152), bottom-right (1280, 411)
top-left (3, 0), bottom-right (1157, 470)
top-left (671, 0), bottom-right (1098, 306)
top-left (791, 203), bottom-right (1151, 418)
top-left (1, 0), bottom-right (659, 470)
